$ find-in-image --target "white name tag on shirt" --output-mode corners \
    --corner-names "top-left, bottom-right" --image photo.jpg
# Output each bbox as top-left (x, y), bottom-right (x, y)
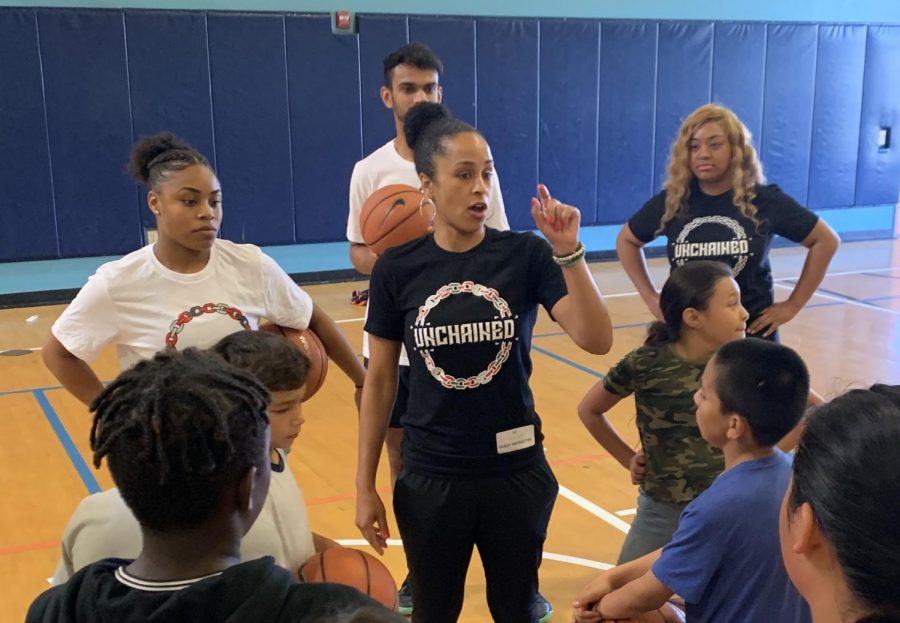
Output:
top-left (496, 425), bottom-right (536, 454)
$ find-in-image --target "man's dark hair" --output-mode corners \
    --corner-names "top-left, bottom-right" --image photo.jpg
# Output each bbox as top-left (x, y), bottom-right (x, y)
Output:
top-left (383, 42), bottom-right (443, 87)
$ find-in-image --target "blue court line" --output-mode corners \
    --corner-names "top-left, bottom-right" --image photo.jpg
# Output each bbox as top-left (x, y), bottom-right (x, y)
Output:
top-left (533, 320), bottom-right (648, 339)
top-left (864, 294), bottom-right (900, 302)
top-left (530, 344), bottom-right (606, 379)
top-left (862, 272), bottom-right (900, 281)
top-left (0, 300), bottom-right (871, 398)
top-left (782, 280), bottom-right (890, 310)
top-left (0, 384), bottom-right (64, 397)
top-left (529, 299), bottom-right (850, 380)
top-left (33, 389), bottom-right (101, 495)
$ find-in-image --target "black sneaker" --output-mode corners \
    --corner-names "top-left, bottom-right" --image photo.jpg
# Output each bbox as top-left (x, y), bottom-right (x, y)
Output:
top-left (398, 575), bottom-right (413, 616)
top-left (535, 591), bottom-right (553, 622)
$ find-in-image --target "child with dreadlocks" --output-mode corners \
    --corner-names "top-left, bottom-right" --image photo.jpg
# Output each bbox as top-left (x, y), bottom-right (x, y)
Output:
top-left (50, 330), bottom-right (338, 584)
top-left (30, 349), bottom-right (390, 623)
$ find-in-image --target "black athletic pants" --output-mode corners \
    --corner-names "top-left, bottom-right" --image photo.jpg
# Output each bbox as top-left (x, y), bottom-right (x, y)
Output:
top-left (393, 458), bottom-right (558, 623)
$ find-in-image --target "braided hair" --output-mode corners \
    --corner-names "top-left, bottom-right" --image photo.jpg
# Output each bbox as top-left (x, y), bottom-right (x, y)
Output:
top-left (90, 348), bottom-right (270, 531)
top-left (128, 132), bottom-right (211, 188)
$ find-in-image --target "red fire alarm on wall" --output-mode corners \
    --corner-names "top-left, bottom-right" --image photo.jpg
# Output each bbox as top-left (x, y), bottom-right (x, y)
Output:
top-left (331, 10), bottom-right (357, 35)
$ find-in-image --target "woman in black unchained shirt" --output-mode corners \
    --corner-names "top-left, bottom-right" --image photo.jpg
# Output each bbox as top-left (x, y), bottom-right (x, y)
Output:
top-left (355, 102), bottom-right (613, 623)
top-left (618, 104), bottom-right (839, 341)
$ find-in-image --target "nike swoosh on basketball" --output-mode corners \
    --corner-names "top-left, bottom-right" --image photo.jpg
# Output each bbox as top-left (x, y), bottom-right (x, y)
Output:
top-left (378, 197), bottom-right (407, 229)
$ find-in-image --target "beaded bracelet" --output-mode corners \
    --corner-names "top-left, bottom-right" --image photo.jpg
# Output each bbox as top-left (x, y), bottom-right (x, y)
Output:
top-left (552, 242), bottom-right (586, 267)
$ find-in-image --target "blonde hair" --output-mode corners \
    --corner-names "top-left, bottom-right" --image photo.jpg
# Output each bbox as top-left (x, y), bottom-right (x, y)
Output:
top-left (657, 104), bottom-right (766, 236)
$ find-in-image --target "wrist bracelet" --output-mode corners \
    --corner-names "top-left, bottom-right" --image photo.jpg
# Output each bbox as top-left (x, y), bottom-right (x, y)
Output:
top-left (552, 242), bottom-right (585, 267)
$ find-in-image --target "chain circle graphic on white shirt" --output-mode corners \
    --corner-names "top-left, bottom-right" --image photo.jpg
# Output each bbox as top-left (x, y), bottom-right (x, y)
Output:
top-left (673, 215), bottom-right (750, 276)
top-left (413, 281), bottom-right (514, 390)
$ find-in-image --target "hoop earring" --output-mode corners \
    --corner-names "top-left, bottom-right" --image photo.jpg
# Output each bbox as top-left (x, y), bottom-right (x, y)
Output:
top-left (419, 195), bottom-right (437, 221)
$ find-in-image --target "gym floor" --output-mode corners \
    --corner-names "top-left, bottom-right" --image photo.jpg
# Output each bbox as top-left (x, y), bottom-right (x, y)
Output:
top-left (1, 239), bottom-right (898, 622)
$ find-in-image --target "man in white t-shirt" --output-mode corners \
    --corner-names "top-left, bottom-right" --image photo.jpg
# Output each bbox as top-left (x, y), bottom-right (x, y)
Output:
top-left (347, 42), bottom-right (555, 621)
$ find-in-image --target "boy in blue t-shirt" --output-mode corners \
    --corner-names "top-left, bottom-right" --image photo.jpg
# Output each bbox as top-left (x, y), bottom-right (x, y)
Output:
top-left (572, 339), bottom-right (812, 623)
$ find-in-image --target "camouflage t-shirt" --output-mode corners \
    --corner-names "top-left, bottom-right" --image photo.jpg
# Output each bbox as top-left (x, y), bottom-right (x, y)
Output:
top-left (604, 343), bottom-right (724, 504)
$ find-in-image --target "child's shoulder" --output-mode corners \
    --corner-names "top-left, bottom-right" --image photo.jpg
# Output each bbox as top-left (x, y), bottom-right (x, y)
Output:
top-left (624, 343), bottom-right (694, 375)
top-left (688, 453), bottom-right (792, 515)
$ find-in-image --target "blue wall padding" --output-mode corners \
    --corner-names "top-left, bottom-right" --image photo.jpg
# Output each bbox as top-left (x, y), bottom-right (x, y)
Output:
top-left (760, 24), bottom-right (818, 205)
top-left (476, 18), bottom-right (540, 229)
top-left (0, 8), bottom-right (898, 263)
top-left (597, 21), bottom-right (658, 224)
top-left (0, 9), bottom-right (58, 261)
top-left (37, 9), bottom-right (140, 257)
top-left (538, 19), bottom-right (600, 222)
top-left (358, 14), bottom-right (408, 156)
top-left (711, 22), bottom-right (766, 143)
top-left (856, 26), bottom-right (900, 206)
top-left (125, 11), bottom-right (216, 229)
top-left (808, 25), bottom-right (867, 209)
top-left (654, 22), bottom-right (713, 189)
top-left (409, 17), bottom-right (477, 126)
top-left (207, 13), bottom-right (296, 244)
top-left (286, 15), bottom-right (363, 243)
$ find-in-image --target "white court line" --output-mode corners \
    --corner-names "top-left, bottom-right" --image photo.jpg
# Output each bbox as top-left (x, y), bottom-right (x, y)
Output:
top-left (543, 553), bottom-right (614, 570)
top-left (774, 282), bottom-right (900, 316)
top-left (330, 265), bottom-right (900, 316)
top-left (595, 265), bottom-right (900, 300)
top-left (774, 265), bottom-right (900, 281)
top-left (337, 538), bottom-right (404, 547)
top-left (615, 508), bottom-right (637, 517)
top-left (558, 485), bottom-right (631, 534)
top-left (600, 291), bottom-right (640, 299)
top-left (336, 539), bottom-right (613, 570)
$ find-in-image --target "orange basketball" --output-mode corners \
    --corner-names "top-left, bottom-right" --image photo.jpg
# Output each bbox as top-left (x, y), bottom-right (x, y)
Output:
top-left (617, 604), bottom-right (685, 623)
top-left (258, 324), bottom-right (328, 401)
top-left (360, 184), bottom-right (431, 255)
top-left (299, 548), bottom-right (399, 611)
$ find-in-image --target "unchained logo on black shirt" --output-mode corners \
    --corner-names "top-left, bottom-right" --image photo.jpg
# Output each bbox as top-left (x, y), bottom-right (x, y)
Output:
top-left (626, 183), bottom-right (819, 316)
top-left (412, 318), bottom-right (515, 348)
top-left (672, 215), bottom-right (751, 275)
top-left (411, 281), bottom-right (517, 391)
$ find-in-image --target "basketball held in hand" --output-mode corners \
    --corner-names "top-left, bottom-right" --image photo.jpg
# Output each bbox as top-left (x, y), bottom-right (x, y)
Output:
top-left (360, 184), bottom-right (432, 255)
top-left (609, 603), bottom-right (686, 623)
top-left (299, 548), bottom-right (399, 611)
top-left (258, 324), bottom-right (328, 401)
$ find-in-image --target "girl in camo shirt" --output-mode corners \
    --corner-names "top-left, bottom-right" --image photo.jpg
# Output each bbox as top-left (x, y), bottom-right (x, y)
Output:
top-left (578, 260), bottom-right (744, 563)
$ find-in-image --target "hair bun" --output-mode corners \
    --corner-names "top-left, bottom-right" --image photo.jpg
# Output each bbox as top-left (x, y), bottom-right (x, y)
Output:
top-left (404, 102), bottom-right (451, 151)
top-left (128, 132), bottom-right (192, 183)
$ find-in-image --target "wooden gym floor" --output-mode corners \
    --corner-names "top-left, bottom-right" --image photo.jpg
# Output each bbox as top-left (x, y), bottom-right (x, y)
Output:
top-left (1, 239), bottom-right (898, 622)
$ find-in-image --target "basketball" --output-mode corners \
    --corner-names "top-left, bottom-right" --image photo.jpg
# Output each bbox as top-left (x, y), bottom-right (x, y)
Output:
top-left (360, 184), bottom-right (431, 255)
top-left (615, 603), bottom-right (685, 623)
top-left (299, 548), bottom-right (399, 611)
top-left (258, 324), bottom-right (328, 401)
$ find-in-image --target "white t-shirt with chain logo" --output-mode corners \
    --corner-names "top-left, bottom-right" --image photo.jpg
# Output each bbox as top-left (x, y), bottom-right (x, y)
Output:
top-left (52, 239), bottom-right (313, 370)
